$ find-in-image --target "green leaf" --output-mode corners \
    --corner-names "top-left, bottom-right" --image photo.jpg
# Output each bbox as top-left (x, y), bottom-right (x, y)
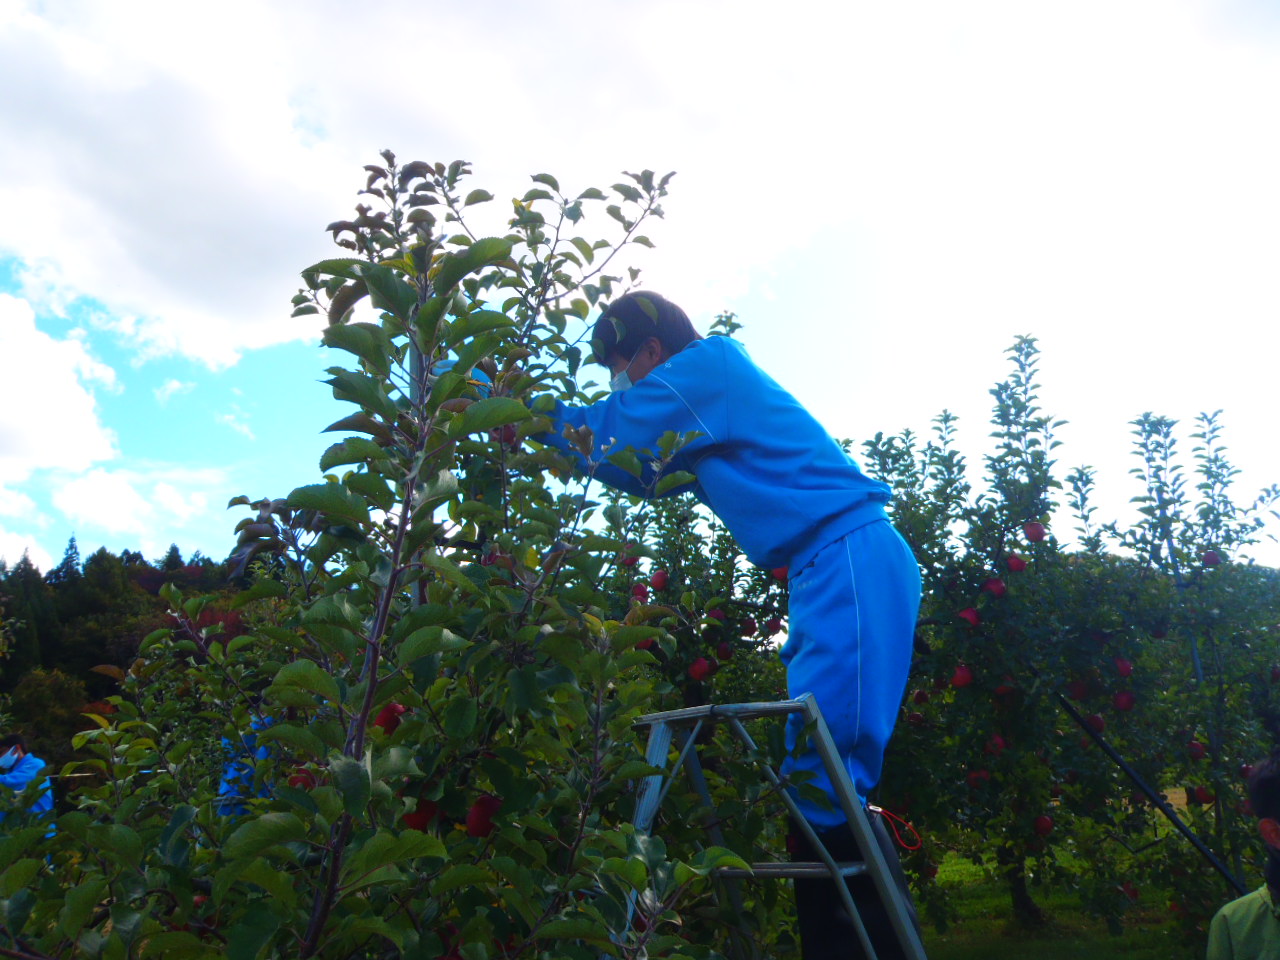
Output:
top-left (270, 659), bottom-right (341, 703)
top-left (445, 309), bottom-right (515, 346)
top-left (433, 864), bottom-right (494, 895)
top-left (396, 626), bottom-right (465, 665)
top-left (448, 397), bottom-right (531, 438)
top-left (421, 552), bottom-right (479, 594)
top-left (654, 470), bottom-right (696, 496)
top-left (230, 579), bottom-right (286, 609)
top-left (443, 697), bottom-right (478, 738)
top-left (343, 829), bottom-right (447, 887)
top-left (538, 917), bottom-right (612, 942)
top-left (569, 237), bottom-right (594, 265)
top-left (322, 322), bottom-right (394, 376)
top-left (606, 450), bottom-right (643, 479)
top-left (258, 723), bottom-right (326, 760)
top-left (432, 236), bottom-right (513, 293)
top-left (324, 368), bottom-right (398, 420)
top-left (531, 173), bottom-right (561, 192)
top-left (0, 859), bottom-right (41, 897)
top-left (287, 482), bottom-right (371, 528)
top-left (358, 263), bottom-right (418, 323)
top-left (602, 855), bottom-right (648, 890)
top-left (225, 901), bottom-right (281, 960)
top-left (331, 755), bottom-right (372, 817)
top-left (141, 931), bottom-right (224, 959)
top-left (224, 813), bottom-right (307, 860)
top-left (58, 879), bottom-right (107, 939)
top-left (303, 258), bottom-right (367, 281)
top-left (320, 437), bottom-right (387, 472)
top-left (464, 189), bottom-right (494, 206)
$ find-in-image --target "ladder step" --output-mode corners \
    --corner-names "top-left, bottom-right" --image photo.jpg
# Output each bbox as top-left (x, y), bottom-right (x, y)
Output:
top-left (717, 861), bottom-right (868, 880)
top-left (634, 699), bottom-right (809, 728)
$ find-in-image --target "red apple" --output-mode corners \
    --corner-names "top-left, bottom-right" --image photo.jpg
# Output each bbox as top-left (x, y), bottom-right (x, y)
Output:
top-left (466, 794), bottom-right (502, 837)
top-left (1086, 714), bottom-right (1106, 733)
top-left (906, 711), bottom-right (926, 727)
top-left (1193, 785), bottom-right (1215, 805)
top-left (912, 689), bottom-right (930, 705)
top-left (631, 582), bottom-right (649, 603)
top-left (651, 569), bottom-right (670, 591)
top-left (984, 735), bottom-right (1007, 756)
top-left (1121, 881), bottom-right (1139, 903)
top-left (688, 657), bottom-right (718, 681)
top-left (1187, 740), bottom-right (1207, 761)
top-left (374, 702), bottom-right (408, 734)
top-left (966, 769), bottom-right (991, 788)
top-left (771, 566), bottom-right (789, 581)
top-left (981, 578), bottom-right (1006, 598)
top-left (957, 607), bottom-right (981, 627)
top-left (1005, 554), bottom-right (1028, 572)
top-left (1023, 521), bottom-right (1047, 542)
top-left (287, 766), bottom-right (317, 790)
top-left (1066, 680), bottom-right (1089, 701)
top-left (1202, 550), bottom-right (1221, 567)
top-left (740, 617), bottom-right (758, 636)
top-left (951, 664), bottom-right (974, 688)
top-left (636, 637), bottom-right (655, 651)
top-left (620, 554), bottom-right (638, 568)
top-left (489, 423), bottom-right (519, 447)
top-left (994, 676), bottom-right (1017, 697)
top-left (716, 640), bottom-right (733, 661)
top-left (1113, 690), bottom-right (1136, 712)
top-left (402, 800), bottom-right (439, 831)
top-left (1033, 815), bottom-right (1054, 837)
top-left (924, 863), bottom-right (939, 879)
top-left (1240, 763), bottom-right (1257, 780)
top-left (706, 609), bottom-right (726, 622)
top-left (1113, 656), bottom-right (1134, 678)
top-left (765, 617), bottom-right (784, 635)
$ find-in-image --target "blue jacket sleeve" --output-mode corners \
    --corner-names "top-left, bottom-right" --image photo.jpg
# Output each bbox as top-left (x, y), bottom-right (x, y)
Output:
top-left (0, 755), bottom-right (39, 792)
top-left (537, 340), bottom-right (728, 498)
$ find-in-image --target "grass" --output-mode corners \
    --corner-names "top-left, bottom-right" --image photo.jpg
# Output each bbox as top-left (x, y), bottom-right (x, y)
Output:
top-left (918, 855), bottom-right (1201, 960)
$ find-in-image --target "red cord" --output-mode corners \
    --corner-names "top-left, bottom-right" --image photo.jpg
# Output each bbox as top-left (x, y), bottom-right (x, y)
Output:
top-left (869, 805), bottom-right (922, 851)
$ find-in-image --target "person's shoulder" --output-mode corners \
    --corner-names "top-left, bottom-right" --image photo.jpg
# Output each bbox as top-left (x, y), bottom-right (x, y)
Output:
top-left (1215, 885), bottom-right (1273, 922)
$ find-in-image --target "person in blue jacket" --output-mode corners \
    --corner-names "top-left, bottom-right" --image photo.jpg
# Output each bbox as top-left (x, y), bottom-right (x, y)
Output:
top-left (0, 734), bottom-right (55, 829)
top-left (536, 291), bottom-right (922, 959)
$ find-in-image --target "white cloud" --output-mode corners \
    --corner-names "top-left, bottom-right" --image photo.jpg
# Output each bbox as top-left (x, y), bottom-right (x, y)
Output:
top-left (0, 488), bottom-right (35, 518)
top-left (0, 294), bottom-right (117, 488)
top-left (217, 411), bottom-right (255, 441)
top-left (154, 379), bottom-right (194, 405)
top-left (1, 0), bottom-right (1278, 562)
top-left (49, 465), bottom-right (227, 557)
top-left (0, 527), bottom-right (53, 572)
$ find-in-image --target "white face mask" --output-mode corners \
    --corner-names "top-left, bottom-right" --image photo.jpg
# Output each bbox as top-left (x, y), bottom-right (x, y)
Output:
top-left (0, 749), bottom-right (18, 771)
top-left (609, 348), bottom-right (643, 393)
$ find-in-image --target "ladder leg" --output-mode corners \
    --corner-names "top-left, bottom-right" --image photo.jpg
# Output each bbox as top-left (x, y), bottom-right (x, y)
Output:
top-left (633, 720), bottom-right (675, 834)
top-left (801, 697), bottom-right (928, 960)
top-left (678, 735), bottom-right (760, 960)
top-left (722, 717), bottom-right (880, 960)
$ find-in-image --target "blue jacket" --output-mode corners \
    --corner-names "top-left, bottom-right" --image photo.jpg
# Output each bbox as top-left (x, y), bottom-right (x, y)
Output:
top-left (541, 336), bottom-right (891, 570)
top-left (0, 753), bottom-right (55, 820)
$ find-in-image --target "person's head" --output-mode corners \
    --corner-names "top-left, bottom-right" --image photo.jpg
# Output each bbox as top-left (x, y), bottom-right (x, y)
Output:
top-left (590, 291), bottom-right (703, 391)
top-left (1248, 753), bottom-right (1280, 849)
top-left (0, 734), bottom-right (26, 770)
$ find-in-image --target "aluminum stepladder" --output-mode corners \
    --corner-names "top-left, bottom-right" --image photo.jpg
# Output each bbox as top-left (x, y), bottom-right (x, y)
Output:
top-left (631, 694), bottom-right (928, 960)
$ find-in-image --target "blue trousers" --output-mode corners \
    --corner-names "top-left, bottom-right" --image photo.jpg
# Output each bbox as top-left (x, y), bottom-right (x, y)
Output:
top-left (779, 520), bottom-right (921, 830)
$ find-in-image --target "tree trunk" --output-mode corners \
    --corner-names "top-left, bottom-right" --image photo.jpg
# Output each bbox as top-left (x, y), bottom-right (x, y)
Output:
top-left (998, 849), bottom-right (1046, 927)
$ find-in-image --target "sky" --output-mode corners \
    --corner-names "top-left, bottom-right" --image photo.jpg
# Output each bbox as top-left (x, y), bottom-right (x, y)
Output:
top-left (2, 0), bottom-right (1279, 572)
